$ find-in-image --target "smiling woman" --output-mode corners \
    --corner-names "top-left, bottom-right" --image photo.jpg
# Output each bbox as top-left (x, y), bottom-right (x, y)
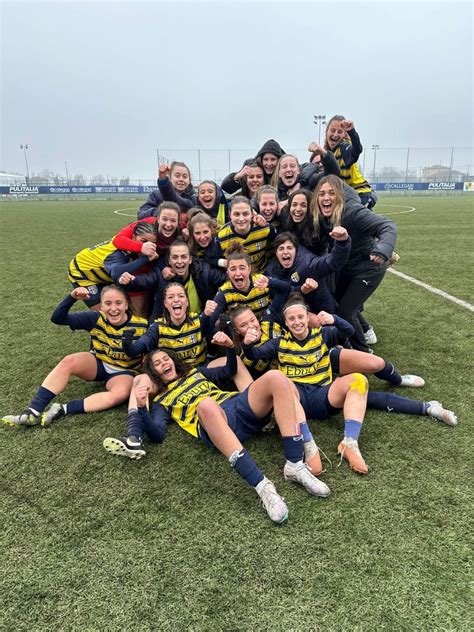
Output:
top-left (103, 341), bottom-right (331, 524)
top-left (2, 285), bottom-right (148, 429)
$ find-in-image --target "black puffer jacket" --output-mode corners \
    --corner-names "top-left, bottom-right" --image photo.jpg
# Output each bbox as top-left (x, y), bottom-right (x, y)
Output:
top-left (319, 190), bottom-right (396, 270)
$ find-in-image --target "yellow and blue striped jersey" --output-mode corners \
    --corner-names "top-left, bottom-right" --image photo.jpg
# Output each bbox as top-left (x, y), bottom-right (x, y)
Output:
top-left (154, 370), bottom-right (237, 437)
top-left (278, 328), bottom-right (332, 386)
top-left (218, 275), bottom-right (271, 319)
top-left (68, 240), bottom-right (117, 286)
top-left (333, 143), bottom-right (371, 194)
top-left (91, 313), bottom-right (148, 371)
top-left (217, 222), bottom-right (273, 272)
top-left (155, 315), bottom-right (206, 367)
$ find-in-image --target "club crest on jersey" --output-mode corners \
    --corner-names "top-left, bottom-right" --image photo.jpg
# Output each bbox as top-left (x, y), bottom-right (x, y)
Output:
top-left (291, 272), bottom-right (300, 283)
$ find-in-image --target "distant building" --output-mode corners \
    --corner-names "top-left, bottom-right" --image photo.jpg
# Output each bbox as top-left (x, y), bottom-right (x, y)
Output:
top-left (422, 165), bottom-right (466, 182)
top-left (0, 172), bottom-right (26, 186)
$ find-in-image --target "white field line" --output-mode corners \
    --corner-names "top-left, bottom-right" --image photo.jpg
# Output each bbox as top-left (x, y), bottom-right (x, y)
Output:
top-left (387, 268), bottom-right (474, 312)
top-left (378, 204), bottom-right (416, 215)
top-left (114, 207), bottom-right (137, 217)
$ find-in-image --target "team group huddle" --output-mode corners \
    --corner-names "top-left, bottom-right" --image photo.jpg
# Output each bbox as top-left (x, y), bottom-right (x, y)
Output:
top-left (4, 116), bottom-right (457, 524)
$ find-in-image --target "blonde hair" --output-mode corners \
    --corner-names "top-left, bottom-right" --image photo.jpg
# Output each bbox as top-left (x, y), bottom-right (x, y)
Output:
top-left (310, 175), bottom-right (345, 233)
top-left (255, 184), bottom-right (278, 204)
top-left (270, 154), bottom-right (301, 189)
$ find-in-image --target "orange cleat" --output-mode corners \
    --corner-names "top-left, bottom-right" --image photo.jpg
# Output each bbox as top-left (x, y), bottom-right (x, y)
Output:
top-left (337, 438), bottom-right (369, 475)
top-left (303, 440), bottom-right (323, 476)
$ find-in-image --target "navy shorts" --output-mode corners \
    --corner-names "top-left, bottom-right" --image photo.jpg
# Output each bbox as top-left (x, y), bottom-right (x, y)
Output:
top-left (198, 388), bottom-right (266, 448)
top-left (296, 383), bottom-right (341, 421)
top-left (94, 358), bottom-right (135, 383)
top-left (329, 346), bottom-right (342, 374)
top-left (71, 282), bottom-right (104, 307)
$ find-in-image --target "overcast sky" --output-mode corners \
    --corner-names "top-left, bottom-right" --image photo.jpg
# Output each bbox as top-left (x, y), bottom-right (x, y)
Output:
top-left (1, 0), bottom-right (473, 181)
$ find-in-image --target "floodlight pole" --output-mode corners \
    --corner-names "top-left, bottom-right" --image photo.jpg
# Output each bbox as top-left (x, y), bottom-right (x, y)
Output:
top-left (372, 144), bottom-right (380, 181)
top-left (313, 114), bottom-right (326, 145)
top-left (65, 161), bottom-right (70, 185)
top-left (20, 144), bottom-right (30, 183)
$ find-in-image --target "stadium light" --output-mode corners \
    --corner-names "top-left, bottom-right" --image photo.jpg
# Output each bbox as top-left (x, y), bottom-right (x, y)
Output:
top-left (372, 144), bottom-right (380, 181)
top-left (65, 161), bottom-right (70, 185)
top-left (20, 144), bottom-right (30, 183)
top-left (313, 114), bottom-right (326, 145)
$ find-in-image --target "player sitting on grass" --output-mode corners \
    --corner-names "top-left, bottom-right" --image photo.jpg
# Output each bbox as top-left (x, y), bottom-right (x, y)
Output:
top-left (2, 285), bottom-right (147, 428)
top-left (241, 293), bottom-right (372, 475)
top-left (103, 334), bottom-right (331, 525)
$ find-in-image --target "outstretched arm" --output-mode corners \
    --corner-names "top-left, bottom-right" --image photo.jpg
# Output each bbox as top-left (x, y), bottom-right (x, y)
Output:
top-left (51, 289), bottom-right (99, 331)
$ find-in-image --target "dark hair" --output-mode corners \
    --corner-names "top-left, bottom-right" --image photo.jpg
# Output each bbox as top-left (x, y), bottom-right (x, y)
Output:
top-left (280, 189), bottom-right (316, 250)
top-left (229, 304), bottom-right (255, 353)
top-left (157, 201), bottom-right (180, 216)
top-left (229, 195), bottom-right (252, 212)
top-left (161, 282), bottom-right (192, 324)
top-left (273, 231), bottom-right (299, 250)
top-left (143, 348), bottom-right (189, 394)
top-left (323, 114), bottom-right (349, 150)
top-left (198, 180), bottom-right (217, 195)
top-left (169, 161), bottom-right (192, 182)
top-left (240, 163), bottom-right (264, 198)
top-left (283, 291), bottom-right (308, 314)
top-left (169, 239), bottom-right (190, 254)
top-left (225, 241), bottom-right (252, 266)
top-left (132, 221), bottom-right (157, 239)
top-left (187, 211), bottom-right (219, 254)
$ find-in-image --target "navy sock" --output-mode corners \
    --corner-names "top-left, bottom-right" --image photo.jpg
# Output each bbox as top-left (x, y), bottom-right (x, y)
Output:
top-left (126, 408), bottom-right (145, 438)
top-left (367, 391), bottom-right (425, 415)
top-left (282, 435), bottom-right (304, 463)
top-left (29, 386), bottom-right (56, 415)
top-left (374, 361), bottom-right (402, 386)
top-left (229, 449), bottom-right (264, 487)
top-left (344, 419), bottom-right (362, 440)
top-left (64, 400), bottom-right (85, 415)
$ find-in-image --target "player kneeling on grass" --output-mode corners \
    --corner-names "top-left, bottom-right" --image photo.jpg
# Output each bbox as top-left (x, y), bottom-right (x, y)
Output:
top-left (104, 333), bottom-right (331, 525)
top-left (2, 285), bottom-right (148, 428)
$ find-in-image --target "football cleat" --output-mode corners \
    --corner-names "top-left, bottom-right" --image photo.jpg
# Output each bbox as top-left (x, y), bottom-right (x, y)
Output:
top-left (303, 440), bottom-right (323, 476)
top-left (257, 479), bottom-right (288, 524)
top-left (364, 327), bottom-right (377, 345)
top-left (337, 438), bottom-right (369, 474)
top-left (400, 374), bottom-right (425, 388)
top-left (41, 403), bottom-right (66, 427)
top-left (284, 461), bottom-right (331, 497)
top-left (2, 410), bottom-right (40, 427)
top-left (103, 435), bottom-right (146, 459)
top-left (426, 401), bottom-right (457, 427)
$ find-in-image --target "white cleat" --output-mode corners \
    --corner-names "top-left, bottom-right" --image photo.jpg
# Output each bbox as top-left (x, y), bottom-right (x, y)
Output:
top-left (364, 327), bottom-right (377, 345)
top-left (284, 461), bottom-right (330, 497)
top-left (400, 374), bottom-right (425, 388)
top-left (257, 479), bottom-right (288, 524)
top-left (426, 401), bottom-right (457, 427)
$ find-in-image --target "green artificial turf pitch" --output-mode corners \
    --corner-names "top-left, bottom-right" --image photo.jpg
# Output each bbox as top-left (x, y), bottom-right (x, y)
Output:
top-left (0, 196), bottom-right (472, 631)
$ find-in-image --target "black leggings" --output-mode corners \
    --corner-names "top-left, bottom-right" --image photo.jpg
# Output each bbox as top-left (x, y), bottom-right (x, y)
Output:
top-left (335, 264), bottom-right (386, 352)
